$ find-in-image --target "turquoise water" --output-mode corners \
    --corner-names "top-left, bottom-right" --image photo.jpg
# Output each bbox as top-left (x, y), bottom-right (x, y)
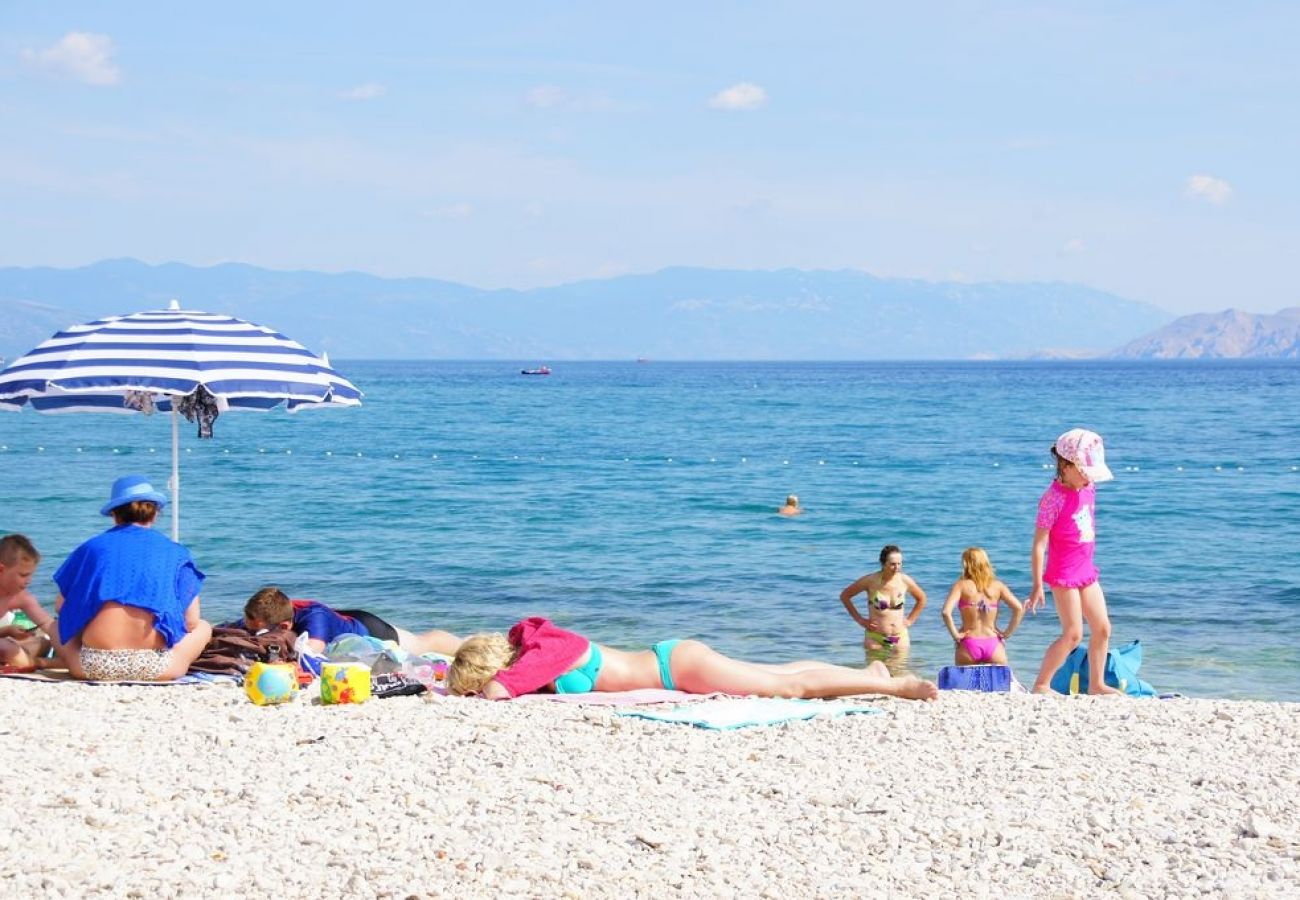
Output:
top-left (4, 360), bottom-right (1298, 701)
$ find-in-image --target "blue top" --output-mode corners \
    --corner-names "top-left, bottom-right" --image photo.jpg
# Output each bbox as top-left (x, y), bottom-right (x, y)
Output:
top-left (54, 525), bottom-right (204, 648)
top-left (291, 600), bottom-right (369, 643)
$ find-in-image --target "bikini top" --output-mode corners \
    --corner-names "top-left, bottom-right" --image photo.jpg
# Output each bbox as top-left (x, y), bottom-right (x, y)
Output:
top-left (958, 593), bottom-right (999, 613)
top-left (553, 642), bottom-right (603, 694)
top-left (872, 591), bottom-right (905, 611)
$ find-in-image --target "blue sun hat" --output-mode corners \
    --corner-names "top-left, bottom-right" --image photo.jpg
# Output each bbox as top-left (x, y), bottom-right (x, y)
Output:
top-left (100, 474), bottom-right (168, 516)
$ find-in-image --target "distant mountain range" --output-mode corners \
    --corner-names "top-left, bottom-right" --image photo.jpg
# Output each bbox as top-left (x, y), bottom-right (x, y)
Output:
top-left (0, 257), bottom-right (1201, 361)
top-left (1110, 307), bottom-right (1300, 359)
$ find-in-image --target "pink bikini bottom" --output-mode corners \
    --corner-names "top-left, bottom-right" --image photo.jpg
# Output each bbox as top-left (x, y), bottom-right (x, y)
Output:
top-left (959, 635), bottom-right (1003, 663)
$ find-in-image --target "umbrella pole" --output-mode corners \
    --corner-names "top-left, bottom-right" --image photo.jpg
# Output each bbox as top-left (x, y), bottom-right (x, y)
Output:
top-left (170, 406), bottom-right (181, 542)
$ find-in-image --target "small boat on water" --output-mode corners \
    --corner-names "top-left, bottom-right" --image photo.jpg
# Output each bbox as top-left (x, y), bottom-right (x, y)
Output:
top-left (521, 365), bottom-right (551, 376)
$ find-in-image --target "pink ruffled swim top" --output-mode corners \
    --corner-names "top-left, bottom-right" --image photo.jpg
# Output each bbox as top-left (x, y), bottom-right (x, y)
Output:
top-left (1036, 480), bottom-right (1099, 589)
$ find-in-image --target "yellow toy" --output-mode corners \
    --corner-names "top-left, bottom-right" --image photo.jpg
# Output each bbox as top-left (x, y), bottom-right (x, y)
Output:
top-left (320, 662), bottom-right (372, 705)
top-left (245, 659), bottom-right (298, 706)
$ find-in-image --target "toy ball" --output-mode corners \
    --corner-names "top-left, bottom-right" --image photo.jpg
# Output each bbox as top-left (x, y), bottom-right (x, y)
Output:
top-left (245, 661), bottom-right (298, 706)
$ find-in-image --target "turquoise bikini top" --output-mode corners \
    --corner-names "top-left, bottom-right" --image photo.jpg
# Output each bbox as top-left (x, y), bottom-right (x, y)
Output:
top-left (554, 642), bottom-right (603, 693)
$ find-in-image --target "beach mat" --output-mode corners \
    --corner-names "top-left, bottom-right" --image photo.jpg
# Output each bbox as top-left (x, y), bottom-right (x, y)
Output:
top-left (617, 697), bottom-right (882, 730)
top-left (516, 688), bottom-right (710, 706)
top-left (0, 668), bottom-right (237, 686)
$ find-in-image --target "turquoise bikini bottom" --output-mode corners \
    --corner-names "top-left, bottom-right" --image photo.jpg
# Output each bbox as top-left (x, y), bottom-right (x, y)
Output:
top-left (652, 639), bottom-right (682, 690)
top-left (554, 643), bottom-right (603, 694)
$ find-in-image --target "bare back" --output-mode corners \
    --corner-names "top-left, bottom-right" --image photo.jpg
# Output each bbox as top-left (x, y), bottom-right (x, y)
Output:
top-left (953, 578), bottom-right (1005, 637)
top-left (79, 602), bottom-right (169, 650)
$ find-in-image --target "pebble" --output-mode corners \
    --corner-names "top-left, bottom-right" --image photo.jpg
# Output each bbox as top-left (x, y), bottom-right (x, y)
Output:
top-left (3, 684), bottom-right (1297, 898)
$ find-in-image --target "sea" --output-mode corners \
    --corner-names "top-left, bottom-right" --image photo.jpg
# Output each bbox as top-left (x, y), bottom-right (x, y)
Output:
top-left (3, 360), bottom-right (1298, 701)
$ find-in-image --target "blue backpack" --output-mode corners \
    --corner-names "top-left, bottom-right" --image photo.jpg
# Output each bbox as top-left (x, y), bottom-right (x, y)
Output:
top-left (1049, 640), bottom-right (1156, 697)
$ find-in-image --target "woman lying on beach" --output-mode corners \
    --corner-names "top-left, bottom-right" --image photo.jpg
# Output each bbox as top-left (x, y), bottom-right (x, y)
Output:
top-left (839, 544), bottom-right (927, 662)
top-left (940, 547), bottom-right (1024, 666)
top-left (446, 616), bottom-right (938, 701)
top-left (51, 475), bottom-right (213, 681)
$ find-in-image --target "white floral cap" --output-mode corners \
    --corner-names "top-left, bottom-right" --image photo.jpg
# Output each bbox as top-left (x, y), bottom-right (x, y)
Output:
top-left (1054, 429), bottom-right (1114, 483)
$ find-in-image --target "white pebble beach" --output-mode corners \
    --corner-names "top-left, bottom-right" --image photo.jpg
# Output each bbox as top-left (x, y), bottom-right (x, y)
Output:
top-left (2, 682), bottom-right (1297, 899)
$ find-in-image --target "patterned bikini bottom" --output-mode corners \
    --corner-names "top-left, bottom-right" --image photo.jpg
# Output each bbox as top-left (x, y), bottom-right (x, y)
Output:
top-left (80, 647), bottom-right (173, 681)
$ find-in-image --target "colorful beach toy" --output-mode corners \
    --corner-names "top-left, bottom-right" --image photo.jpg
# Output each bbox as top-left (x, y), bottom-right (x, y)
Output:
top-left (320, 662), bottom-right (372, 705)
top-left (245, 660), bottom-right (299, 705)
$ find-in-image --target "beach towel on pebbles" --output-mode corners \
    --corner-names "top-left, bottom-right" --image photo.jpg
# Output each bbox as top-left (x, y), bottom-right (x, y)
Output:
top-left (514, 688), bottom-right (710, 706)
top-left (0, 669), bottom-right (236, 686)
top-left (617, 697), bottom-right (882, 730)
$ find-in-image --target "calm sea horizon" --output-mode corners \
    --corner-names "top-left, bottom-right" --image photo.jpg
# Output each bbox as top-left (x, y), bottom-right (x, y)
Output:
top-left (4, 359), bottom-right (1298, 701)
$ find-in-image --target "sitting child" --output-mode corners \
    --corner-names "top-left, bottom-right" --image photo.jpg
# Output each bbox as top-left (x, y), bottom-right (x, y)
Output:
top-left (242, 586), bottom-right (461, 657)
top-left (940, 547), bottom-right (1024, 666)
top-left (0, 534), bottom-right (63, 670)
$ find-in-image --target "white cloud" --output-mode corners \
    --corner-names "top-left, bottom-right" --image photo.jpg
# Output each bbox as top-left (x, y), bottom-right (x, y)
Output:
top-left (708, 82), bottom-right (767, 111)
top-left (1185, 174), bottom-right (1233, 205)
top-left (423, 202), bottom-right (474, 220)
top-left (1062, 238), bottom-right (1086, 254)
top-left (525, 85), bottom-right (566, 109)
top-left (340, 82), bottom-right (386, 101)
top-left (523, 85), bottom-right (615, 113)
top-left (22, 32), bottom-right (120, 86)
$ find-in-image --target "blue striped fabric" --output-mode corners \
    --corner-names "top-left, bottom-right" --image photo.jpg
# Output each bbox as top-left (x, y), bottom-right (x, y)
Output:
top-left (0, 306), bottom-right (362, 413)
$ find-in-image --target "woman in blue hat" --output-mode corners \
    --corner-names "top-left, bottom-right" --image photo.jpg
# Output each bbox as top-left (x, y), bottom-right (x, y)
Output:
top-left (51, 474), bottom-right (213, 681)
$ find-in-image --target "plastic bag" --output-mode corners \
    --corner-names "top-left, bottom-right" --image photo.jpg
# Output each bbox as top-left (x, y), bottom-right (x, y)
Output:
top-left (295, 631), bottom-right (328, 677)
top-left (1049, 640), bottom-right (1156, 696)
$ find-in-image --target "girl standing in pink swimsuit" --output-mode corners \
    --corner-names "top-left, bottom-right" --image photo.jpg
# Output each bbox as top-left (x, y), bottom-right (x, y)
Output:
top-left (1027, 428), bottom-right (1119, 695)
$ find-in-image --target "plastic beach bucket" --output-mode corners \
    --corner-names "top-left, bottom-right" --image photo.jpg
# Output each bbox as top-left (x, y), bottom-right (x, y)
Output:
top-left (320, 662), bottom-right (372, 705)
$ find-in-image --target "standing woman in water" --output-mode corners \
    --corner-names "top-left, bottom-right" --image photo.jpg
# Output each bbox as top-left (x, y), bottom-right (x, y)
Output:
top-left (839, 544), bottom-right (927, 668)
top-left (1027, 429), bottom-right (1120, 695)
top-left (941, 547), bottom-right (1024, 666)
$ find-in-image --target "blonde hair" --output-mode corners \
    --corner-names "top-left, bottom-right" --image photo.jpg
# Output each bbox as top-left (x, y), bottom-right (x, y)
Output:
top-left (785, 495), bottom-right (799, 506)
top-left (446, 632), bottom-right (519, 695)
top-left (961, 547), bottom-right (995, 595)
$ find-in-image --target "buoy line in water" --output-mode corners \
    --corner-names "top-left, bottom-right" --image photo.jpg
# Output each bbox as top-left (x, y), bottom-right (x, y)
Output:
top-left (1, 443), bottom-right (1296, 475)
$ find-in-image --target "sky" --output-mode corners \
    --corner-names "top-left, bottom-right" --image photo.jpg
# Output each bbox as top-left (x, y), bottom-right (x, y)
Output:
top-left (1, 2), bottom-right (1297, 315)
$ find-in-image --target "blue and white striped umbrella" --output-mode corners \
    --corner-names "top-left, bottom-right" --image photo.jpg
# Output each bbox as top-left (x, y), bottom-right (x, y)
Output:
top-left (0, 301), bottom-right (362, 538)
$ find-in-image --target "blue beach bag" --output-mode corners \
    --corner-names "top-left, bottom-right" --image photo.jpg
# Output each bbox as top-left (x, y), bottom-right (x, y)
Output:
top-left (1049, 640), bottom-right (1156, 697)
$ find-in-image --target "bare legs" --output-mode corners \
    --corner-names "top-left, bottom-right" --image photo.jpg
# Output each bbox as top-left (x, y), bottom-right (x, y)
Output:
top-left (0, 634), bottom-right (43, 669)
top-left (1078, 583), bottom-right (1118, 694)
top-left (395, 627), bottom-right (463, 656)
top-left (56, 621), bottom-right (215, 681)
top-left (670, 640), bottom-right (938, 701)
top-left (159, 620), bottom-right (214, 680)
top-left (1031, 582), bottom-right (1117, 695)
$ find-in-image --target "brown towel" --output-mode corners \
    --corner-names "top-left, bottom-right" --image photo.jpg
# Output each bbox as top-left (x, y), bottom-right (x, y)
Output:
top-left (188, 625), bottom-right (298, 676)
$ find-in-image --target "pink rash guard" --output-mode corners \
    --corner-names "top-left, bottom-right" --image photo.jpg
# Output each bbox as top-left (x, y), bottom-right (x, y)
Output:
top-left (1036, 480), bottom-right (1099, 589)
top-left (493, 617), bottom-right (589, 698)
